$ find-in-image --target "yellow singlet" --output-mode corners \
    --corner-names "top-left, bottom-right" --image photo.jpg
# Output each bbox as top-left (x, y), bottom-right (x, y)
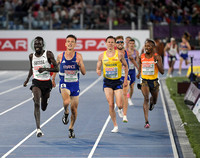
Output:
top-left (141, 53), bottom-right (158, 80)
top-left (102, 50), bottom-right (122, 80)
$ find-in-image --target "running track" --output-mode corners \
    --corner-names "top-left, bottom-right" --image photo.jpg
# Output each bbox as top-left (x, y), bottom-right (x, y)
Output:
top-left (0, 71), bottom-right (178, 158)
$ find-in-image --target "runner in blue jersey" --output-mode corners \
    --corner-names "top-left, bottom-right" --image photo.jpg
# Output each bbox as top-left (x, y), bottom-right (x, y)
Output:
top-left (52, 34), bottom-right (86, 138)
top-left (127, 39), bottom-right (139, 106)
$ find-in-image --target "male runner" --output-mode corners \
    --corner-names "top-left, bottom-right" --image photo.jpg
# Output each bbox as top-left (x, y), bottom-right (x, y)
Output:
top-left (137, 39), bottom-right (164, 128)
top-left (96, 36), bottom-right (128, 132)
top-left (23, 36), bottom-right (59, 137)
top-left (52, 34), bottom-right (86, 138)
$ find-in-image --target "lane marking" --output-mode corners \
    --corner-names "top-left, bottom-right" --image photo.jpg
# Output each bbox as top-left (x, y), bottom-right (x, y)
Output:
top-left (1, 76), bottom-right (103, 158)
top-left (0, 83), bottom-right (31, 96)
top-left (88, 115), bottom-right (111, 158)
top-left (0, 97), bottom-right (33, 116)
top-left (160, 82), bottom-right (179, 158)
top-left (0, 71), bottom-right (8, 75)
top-left (0, 72), bottom-right (26, 84)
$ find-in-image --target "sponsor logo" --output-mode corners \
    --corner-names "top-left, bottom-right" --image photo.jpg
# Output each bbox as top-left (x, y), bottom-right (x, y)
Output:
top-left (34, 60), bottom-right (45, 65)
top-left (57, 38), bottom-right (106, 51)
top-left (0, 38), bottom-right (27, 51)
top-left (63, 65), bottom-right (75, 69)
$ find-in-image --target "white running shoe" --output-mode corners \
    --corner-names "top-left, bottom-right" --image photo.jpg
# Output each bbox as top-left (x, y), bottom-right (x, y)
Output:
top-left (111, 126), bottom-right (118, 133)
top-left (123, 115), bottom-right (128, 123)
top-left (36, 129), bottom-right (44, 137)
top-left (114, 103), bottom-right (117, 108)
top-left (128, 98), bottom-right (134, 106)
top-left (117, 109), bottom-right (124, 118)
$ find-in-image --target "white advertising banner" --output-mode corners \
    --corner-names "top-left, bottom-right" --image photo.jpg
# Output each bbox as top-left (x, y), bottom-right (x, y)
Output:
top-left (193, 97), bottom-right (200, 122)
top-left (0, 30), bottom-right (149, 61)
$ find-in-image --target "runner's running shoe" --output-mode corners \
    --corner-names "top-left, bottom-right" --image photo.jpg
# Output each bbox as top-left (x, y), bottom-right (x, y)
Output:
top-left (117, 109), bottom-right (124, 118)
top-left (123, 115), bottom-right (128, 123)
top-left (62, 113), bottom-right (69, 125)
top-left (36, 129), bottom-right (44, 137)
top-left (128, 98), bottom-right (134, 106)
top-left (149, 103), bottom-right (155, 111)
top-left (69, 129), bottom-right (75, 138)
top-left (111, 126), bottom-right (118, 133)
top-left (144, 123), bottom-right (150, 128)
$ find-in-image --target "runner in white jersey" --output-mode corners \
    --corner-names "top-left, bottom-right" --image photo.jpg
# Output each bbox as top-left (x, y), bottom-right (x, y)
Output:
top-left (164, 37), bottom-right (179, 77)
top-left (23, 36), bottom-right (58, 137)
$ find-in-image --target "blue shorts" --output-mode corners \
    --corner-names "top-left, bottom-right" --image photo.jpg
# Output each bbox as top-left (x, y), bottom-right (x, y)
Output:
top-left (59, 80), bottom-right (79, 96)
top-left (180, 53), bottom-right (188, 60)
top-left (128, 69), bottom-right (136, 85)
top-left (103, 78), bottom-right (123, 90)
top-left (120, 75), bottom-right (130, 84)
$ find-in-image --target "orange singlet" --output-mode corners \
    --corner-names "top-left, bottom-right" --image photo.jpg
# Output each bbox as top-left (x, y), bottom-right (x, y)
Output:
top-left (141, 53), bottom-right (158, 80)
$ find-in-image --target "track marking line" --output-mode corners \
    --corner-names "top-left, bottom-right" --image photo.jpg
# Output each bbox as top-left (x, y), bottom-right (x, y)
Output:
top-left (160, 82), bottom-right (179, 158)
top-left (0, 72), bottom-right (26, 84)
top-left (0, 97), bottom-right (33, 116)
top-left (0, 71), bottom-right (8, 75)
top-left (0, 82), bottom-right (31, 96)
top-left (88, 115), bottom-right (111, 158)
top-left (1, 76), bottom-right (103, 158)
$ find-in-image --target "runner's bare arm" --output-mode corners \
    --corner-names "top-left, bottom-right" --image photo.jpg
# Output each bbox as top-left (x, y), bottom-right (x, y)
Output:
top-left (136, 55), bottom-right (141, 79)
top-left (76, 53), bottom-right (86, 75)
top-left (120, 53), bottom-right (128, 87)
top-left (52, 53), bottom-right (62, 87)
top-left (136, 50), bottom-right (140, 64)
top-left (154, 55), bottom-right (164, 75)
top-left (186, 42), bottom-right (191, 50)
top-left (96, 53), bottom-right (103, 76)
top-left (164, 44), bottom-right (169, 56)
top-left (38, 51), bottom-right (59, 73)
top-left (23, 54), bottom-right (33, 87)
top-left (128, 53), bottom-right (139, 70)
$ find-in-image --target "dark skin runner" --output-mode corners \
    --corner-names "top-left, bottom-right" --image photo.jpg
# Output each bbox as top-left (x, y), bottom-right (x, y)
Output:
top-left (23, 36), bottom-right (58, 130)
top-left (137, 40), bottom-right (164, 126)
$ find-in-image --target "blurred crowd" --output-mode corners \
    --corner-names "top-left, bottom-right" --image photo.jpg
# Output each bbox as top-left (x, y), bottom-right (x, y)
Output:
top-left (0, 0), bottom-right (200, 30)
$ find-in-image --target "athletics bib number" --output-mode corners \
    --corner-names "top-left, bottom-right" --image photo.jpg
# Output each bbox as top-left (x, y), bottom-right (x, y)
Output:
top-left (142, 63), bottom-right (155, 75)
top-left (64, 70), bottom-right (78, 82)
top-left (105, 67), bottom-right (118, 78)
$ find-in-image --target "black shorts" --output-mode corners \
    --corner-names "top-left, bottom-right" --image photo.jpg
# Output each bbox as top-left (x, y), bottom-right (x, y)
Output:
top-left (141, 78), bottom-right (159, 93)
top-left (30, 79), bottom-right (52, 96)
top-left (103, 78), bottom-right (123, 90)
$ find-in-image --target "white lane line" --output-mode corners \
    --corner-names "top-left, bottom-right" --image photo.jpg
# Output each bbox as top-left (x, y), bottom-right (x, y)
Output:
top-left (160, 83), bottom-right (179, 158)
top-left (0, 82), bottom-right (31, 96)
top-left (0, 73), bottom-right (27, 84)
top-left (0, 97), bottom-right (33, 116)
top-left (0, 71), bottom-right (8, 75)
top-left (88, 115), bottom-right (111, 158)
top-left (1, 76), bottom-right (103, 158)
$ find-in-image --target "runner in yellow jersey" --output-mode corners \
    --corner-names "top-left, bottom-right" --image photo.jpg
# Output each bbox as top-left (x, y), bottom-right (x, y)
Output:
top-left (137, 39), bottom-right (164, 128)
top-left (96, 36), bottom-right (128, 133)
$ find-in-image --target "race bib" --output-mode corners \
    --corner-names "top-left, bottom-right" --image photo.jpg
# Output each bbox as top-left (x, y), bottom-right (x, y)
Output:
top-left (142, 63), bottom-right (155, 75)
top-left (129, 60), bottom-right (135, 69)
top-left (105, 67), bottom-right (118, 78)
top-left (64, 70), bottom-right (78, 82)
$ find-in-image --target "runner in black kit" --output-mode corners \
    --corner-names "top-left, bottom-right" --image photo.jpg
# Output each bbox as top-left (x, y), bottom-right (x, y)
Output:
top-left (23, 36), bottom-right (58, 137)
